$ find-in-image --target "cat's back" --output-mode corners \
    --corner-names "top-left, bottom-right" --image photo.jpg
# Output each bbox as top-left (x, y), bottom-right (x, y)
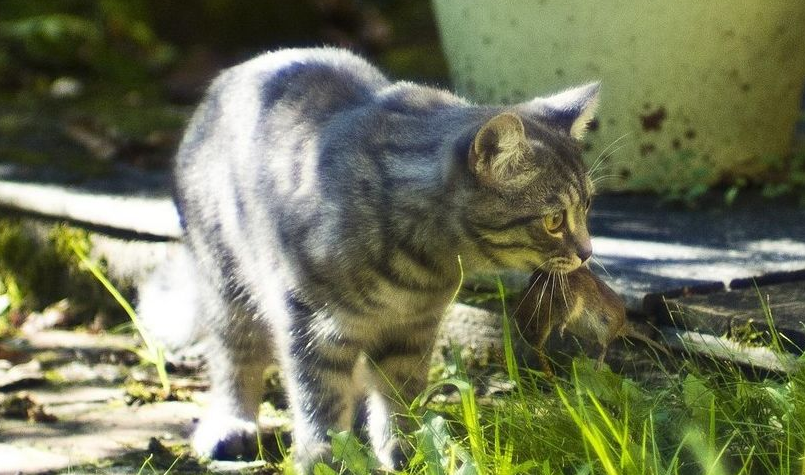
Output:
top-left (217, 47), bottom-right (388, 113)
top-left (173, 48), bottom-right (392, 227)
top-left (175, 48), bottom-right (390, 171)
top-left (239, 48), bottom-right (390, 118)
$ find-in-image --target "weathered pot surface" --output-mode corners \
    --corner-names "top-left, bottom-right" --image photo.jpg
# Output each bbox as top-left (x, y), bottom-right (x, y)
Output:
top-left (433, 0), bottom-right (805, 193)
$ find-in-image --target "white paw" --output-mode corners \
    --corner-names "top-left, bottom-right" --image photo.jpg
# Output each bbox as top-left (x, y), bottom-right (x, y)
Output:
top-left (292, 440), bottom-right (332, 474)
top-left (375, 438), bottom-right (409, 472)
top-left (192, 414), bottom-right (258, 460)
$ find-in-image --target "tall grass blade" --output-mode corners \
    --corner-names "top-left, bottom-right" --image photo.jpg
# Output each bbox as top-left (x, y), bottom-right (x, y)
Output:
top-left (556, 385), bottom-right (619, 475)
top-left (70, 242), bottom-right (170, 394)
top-left (496, 277), bottom-right (520, 389)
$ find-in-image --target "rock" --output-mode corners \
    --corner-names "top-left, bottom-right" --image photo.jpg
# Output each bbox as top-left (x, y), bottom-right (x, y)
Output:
top-left (20, 299), bottom-right (75, 333)
top-left (652, 279), bottom-right (805, 352)
top-left (50, 77), bottom-right (84, 99)
top-left (0, 360), bottom-right (45, 391)
top-left (206, 460), bottom-right (269, 472)
top-left (661, 328), bottom-right (801, 373)
top-left (0, 391), bottom-right (56, 422)
top-left (0, 445), bottom-right (72, 474)
top-left (53, 361), bottom-right (126, 385)
top-left (434, 303), bottom-right (503, 368)
top-left (0, 179), bottom-right (180, 239)
top-left (12, 329), bottom-right (136, 353)
top-left (1, 397), bottom-right (201, 473)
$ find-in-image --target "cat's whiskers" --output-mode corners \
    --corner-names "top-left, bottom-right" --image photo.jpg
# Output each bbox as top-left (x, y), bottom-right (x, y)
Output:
top-left (593, 131), bottom-right (631, 165)
top-left (510, 260), bottom-right (551, 317)
top-left (587, 132), bottom-right (632, 179)
top-left (547, 271), bottom-right (557, 324)
top-left (587, 142), bottom-right (631, 188)
top-left (558, 271), bottom-right (569, 310)
top-left (589, 147), bottom-right (626, 180)
top-left (590, 256), bottom-right (612, 278)
top-left (523, 270), bottom-right (553, 332)
top-left (590, 173), bottom-right (624, 186)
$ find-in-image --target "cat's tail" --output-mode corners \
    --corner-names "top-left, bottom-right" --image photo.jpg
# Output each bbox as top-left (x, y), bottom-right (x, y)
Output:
top-left (136, 245), bottom-right (206, 364)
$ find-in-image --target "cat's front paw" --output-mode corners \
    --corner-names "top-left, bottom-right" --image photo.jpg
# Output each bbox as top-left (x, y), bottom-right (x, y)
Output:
top-left (375, 437), bottom-right (410, 472)
top-left (192, 414), bottom-right (258, 461)
top-left (292, 442), bottom-right (333, 474)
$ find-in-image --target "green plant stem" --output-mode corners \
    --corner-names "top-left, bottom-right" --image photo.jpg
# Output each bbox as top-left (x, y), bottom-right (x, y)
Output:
top-left (70, 241), bottom-right (170, 394)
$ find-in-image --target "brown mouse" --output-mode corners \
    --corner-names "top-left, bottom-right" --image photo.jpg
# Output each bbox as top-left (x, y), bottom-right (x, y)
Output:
top-left (513, 265), bottom-right (668, 374)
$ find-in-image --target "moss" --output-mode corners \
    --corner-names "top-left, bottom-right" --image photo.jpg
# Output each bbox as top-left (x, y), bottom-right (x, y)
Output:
top-left (379, 44), bottom-right (450, 84)
top-left (0, 88), bottom-right (189, 176)
top-left (0, 220), bottom-right (51, 309)
top-left (67, 440), bottom-right (210, 474)
top-left (0, 219), bottom-right (124, 328)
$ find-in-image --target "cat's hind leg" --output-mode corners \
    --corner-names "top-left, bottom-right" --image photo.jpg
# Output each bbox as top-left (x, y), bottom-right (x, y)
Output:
top-left (191, 278), bottom-right (273, 461)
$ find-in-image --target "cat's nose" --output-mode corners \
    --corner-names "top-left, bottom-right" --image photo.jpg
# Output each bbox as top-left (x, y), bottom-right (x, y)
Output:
top-left (576, 243), bottom-right (593, 263)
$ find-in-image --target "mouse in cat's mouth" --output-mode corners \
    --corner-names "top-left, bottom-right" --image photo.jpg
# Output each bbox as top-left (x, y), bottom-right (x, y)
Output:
top-left (513, 265), bottom-right (669, 375)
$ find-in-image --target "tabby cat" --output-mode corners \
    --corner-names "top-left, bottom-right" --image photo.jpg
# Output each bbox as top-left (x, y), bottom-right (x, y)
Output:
top-left (172, 47), bottom-right (598, 471)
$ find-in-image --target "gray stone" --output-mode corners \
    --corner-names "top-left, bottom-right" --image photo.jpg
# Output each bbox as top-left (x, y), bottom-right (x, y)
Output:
top-left (661, 328), bottom-right (801, 373)
top-left (653, 280), bottom-right (805, 352)
top-left (0, 445), bottom-right (72, 474)
top-left (0, 360), bottom-right (45, 391)
top-left (1, 397), bottom-right (201, 473)
top-left (0, 180), bottom-right (180, 239)
top-left (52, 361), bottom-right (127, 385)
top-left (589, 194), bottom-right (805, 309)
top-left (206, 460), bottom-right (269, 472)
top-left (434, 303), bottom-right (504, 367)
top-left (3, 172), bottom-right (805, 313)
top-left (11, 329), bottom-right (136, 354)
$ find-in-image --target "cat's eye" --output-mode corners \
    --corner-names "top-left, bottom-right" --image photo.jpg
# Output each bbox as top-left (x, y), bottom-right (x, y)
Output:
top-left (544, 211), bottom-right (565, 233)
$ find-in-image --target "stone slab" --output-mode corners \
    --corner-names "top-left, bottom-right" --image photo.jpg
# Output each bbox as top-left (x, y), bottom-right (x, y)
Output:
top-left (654, 280), bottom-right (805, 352)
top-left (589, 194), bottom-right (805, 309)
top-left (0, 180), bottom-right (180, 240)
top-left (3, 172), bottom-right (805, 312)
top-left (0, 328), bottom-right (204, 475)
top-left (660, 328), bottom-right (801, 373)
top-left (0, 397), bottom-right (200, 474)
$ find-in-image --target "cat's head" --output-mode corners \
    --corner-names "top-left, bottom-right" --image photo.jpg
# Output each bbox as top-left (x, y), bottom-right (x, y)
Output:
top-left (463, 83), bottom-right (599, 274)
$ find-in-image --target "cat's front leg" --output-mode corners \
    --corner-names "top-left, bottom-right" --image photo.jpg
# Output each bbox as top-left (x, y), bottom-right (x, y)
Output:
top-left (364, 318), bottom-right (439, 470)
top-left (281, 296), bottom-right (363, 472)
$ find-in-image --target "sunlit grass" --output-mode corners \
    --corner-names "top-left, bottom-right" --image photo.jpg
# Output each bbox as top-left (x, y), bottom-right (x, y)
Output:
top-left (320, 286), bottom-right (805, 475)
top-left (70, 240), bottom-right (171, 395)
top-left (71, 245), bottom-right (805, 474)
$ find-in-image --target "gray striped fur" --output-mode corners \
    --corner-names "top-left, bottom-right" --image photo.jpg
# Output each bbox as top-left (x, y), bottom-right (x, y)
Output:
top-left (173, 47), bottom-right (598, 471)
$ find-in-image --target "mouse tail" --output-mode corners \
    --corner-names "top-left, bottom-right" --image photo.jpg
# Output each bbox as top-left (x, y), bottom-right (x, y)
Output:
top-left (624, 326), bottom-right (671, 356)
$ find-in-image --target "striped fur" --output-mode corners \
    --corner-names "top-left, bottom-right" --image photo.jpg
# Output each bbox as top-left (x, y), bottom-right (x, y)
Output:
top-left (173, 47), bottom-right (598, 471)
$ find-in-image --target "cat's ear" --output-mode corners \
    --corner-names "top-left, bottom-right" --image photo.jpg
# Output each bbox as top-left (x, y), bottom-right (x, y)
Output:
top-left (469, 112), bottom-right (535, 188)
top-left (527, 82), bottom-right (600, 139)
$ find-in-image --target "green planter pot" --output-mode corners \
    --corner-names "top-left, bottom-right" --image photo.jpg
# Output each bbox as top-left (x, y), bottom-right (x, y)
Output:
top-left (432, 0), bottom-right (805, 193)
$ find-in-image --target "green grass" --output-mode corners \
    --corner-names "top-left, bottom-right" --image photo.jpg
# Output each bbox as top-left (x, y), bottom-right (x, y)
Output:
top-left (70, 238), bottom-right (170, 395)
top-left (314, 290), bottom-right (805, 475)
top-left (66, 250), bottom-right (805, 474)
